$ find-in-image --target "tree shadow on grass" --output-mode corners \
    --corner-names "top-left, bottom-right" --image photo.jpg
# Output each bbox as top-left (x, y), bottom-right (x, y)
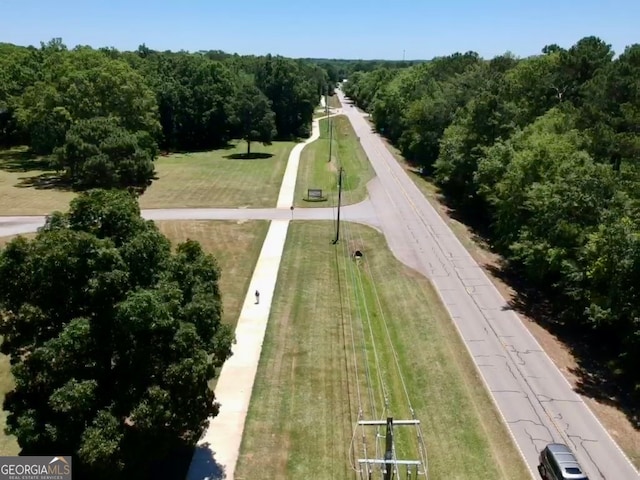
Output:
top-left (164, 143), bottom-right (237, 156)
top-left (223, 152), bottom-right (273, 160)
top-left (0, 149), bottom-right (52, 173)
top-left (151, 442), bottom-right (227, 480)
top-left (15, 172), bottom-right (73, 191)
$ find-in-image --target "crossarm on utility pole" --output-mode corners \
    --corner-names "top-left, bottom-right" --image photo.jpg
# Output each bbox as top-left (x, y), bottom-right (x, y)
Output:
top-left (358, 420), bottom-right (420, 426)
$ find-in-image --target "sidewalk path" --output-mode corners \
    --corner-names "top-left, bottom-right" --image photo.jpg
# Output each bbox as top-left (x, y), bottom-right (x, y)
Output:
top-left (186, 114), bottom-right (328, 480)
top-left (0, 200), bottom-right (379, 237)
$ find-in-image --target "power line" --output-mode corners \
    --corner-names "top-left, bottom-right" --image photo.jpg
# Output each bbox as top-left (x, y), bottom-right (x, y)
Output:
top-left (337, 138), bottom-right (429, 477)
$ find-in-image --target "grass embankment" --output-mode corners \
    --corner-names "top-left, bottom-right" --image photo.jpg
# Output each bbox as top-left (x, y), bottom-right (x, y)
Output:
top-left (235, 221), bottom-right (529, 479)
top-left (328, 94), bottom-right (342, 109)
top-left (0, 220), bottom-right (269, 456)
top-left (294, 115), bottom-right (374, 208)
top-left (0, 141), bottom-right (295, 215)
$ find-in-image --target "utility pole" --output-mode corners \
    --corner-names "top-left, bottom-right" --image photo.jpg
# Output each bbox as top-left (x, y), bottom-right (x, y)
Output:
top-left (355, 418), bottom-right (426, 479)
top-left (332, 167), bottom-right (343, 244)
top-left (326, 85), bottom-right (329, 116)
top-left (327, 114), bottom-right (333, 162)
top-left (384, 417), bottom-right (395, 480)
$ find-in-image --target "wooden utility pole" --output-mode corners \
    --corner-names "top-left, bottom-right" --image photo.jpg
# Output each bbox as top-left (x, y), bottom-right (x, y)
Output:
top-left (332, 167), bottom-right (343, 244)
top-left (355, 418), bottom-right (426, 479)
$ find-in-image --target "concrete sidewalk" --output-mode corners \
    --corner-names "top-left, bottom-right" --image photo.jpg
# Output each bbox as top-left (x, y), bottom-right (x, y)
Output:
top-left (186, 112), bottom-right (326, 480)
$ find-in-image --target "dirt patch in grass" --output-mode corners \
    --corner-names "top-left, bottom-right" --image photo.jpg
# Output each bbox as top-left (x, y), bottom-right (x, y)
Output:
top-left (294, 115), bottom-right (374, 208)
top-left (235, 221), bottom-right (529, 479)
top-left (382, 138), bottom-right (640, 468)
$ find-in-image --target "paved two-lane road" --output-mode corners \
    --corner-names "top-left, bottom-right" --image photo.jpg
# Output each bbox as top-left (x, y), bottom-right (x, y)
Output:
top-left (337, 89), bottom-right (639, 480)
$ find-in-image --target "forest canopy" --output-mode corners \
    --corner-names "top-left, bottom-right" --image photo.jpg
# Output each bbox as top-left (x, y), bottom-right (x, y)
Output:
top-left (343, 36), bottom-right (640, 404)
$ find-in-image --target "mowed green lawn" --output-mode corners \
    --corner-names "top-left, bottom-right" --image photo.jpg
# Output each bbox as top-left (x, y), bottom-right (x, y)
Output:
top-left (0, 141), bottom-right (295, 215)
top-left (235, 221), bottom-right (529, 479)
top-left (139, 141), bottom-right (295, 209)
top-left (328, 94), bottom-right (342, 109)
top-left (0, 148), bottom-right (75, 215)
top-left (0, 219), bottom-right (268, 456)
top-left (294, 115), bottom-right (374, 208)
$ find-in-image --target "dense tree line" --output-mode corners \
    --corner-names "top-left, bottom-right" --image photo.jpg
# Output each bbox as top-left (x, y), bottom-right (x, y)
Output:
top-left (0, 39), bottom-right (331, 189)
top-left (304, 58), bottom-right (426, 87)
top-left (344, 37), bottom-right (640, 403)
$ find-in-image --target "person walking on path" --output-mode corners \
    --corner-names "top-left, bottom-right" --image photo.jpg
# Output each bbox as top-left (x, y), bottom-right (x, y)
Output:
top-left (255, 290), bottom-right (260, 304)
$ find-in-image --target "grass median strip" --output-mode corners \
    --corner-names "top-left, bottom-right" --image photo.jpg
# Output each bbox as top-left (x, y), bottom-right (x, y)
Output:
top-left (294, 115), bottom-right (374, 208)
top-left (235, 221), bottom-right (529, 479)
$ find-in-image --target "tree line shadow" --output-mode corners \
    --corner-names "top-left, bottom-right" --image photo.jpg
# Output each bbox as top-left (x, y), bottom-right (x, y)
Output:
top-left (412, 169), bottom-right (640, 431)
top-left (223, 152), bottom-right (273, 160)
top-left (0, 149), bottom-right (73, 191)
top-left (0, 145), bottom-right (276, 192)
top-left (147, 442), bottom-right (227, 480)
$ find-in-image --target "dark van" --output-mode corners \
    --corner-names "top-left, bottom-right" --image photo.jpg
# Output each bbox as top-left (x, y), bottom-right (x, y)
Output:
top-left (538, 443), bottom-right (589, 480)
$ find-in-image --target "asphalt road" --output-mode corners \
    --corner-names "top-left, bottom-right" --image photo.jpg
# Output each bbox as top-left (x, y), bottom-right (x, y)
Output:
top-left (336, 89), bottom-right (639, 480)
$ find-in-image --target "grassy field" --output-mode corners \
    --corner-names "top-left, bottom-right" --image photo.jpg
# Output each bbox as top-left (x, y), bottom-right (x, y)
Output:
top-left (139, 142), bottom-right (295, 209)
top-left (0, 141), bottom-right (295, 215)
top-left (0, 219), bottom-right (268, 456)
top-left (235, 221), bottom-right (529, 479)
top-left (294, 115), bottom-right (374, 208)
top-left (0, 147), bottom-right (75, 215)
top-left (154, 221), bottom-right (268, 328)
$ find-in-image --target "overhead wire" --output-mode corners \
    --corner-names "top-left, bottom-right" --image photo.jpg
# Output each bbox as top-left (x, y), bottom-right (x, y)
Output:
top-left (337, 106), bottom-right (429, 477)
top-left (326, 110), bottom-right (376, 475)
top-left (330, 111), bottom-right (391, 476)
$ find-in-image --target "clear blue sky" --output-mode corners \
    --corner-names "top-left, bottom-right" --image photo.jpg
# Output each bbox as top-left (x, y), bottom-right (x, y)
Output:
top-left (2, 0), bottom-right (639, 59)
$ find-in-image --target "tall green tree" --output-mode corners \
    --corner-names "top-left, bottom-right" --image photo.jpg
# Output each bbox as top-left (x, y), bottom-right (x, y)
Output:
top-left (256, 55), bottom-right (318, 138)
top-left (54, 117), bottom-right (157, 192)
top-left (16, 48), bottom-right (160, 154)
top-left (0, 190), bottom-right (233, 480)
top-left (232, 82), bottom-right (276, 155)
